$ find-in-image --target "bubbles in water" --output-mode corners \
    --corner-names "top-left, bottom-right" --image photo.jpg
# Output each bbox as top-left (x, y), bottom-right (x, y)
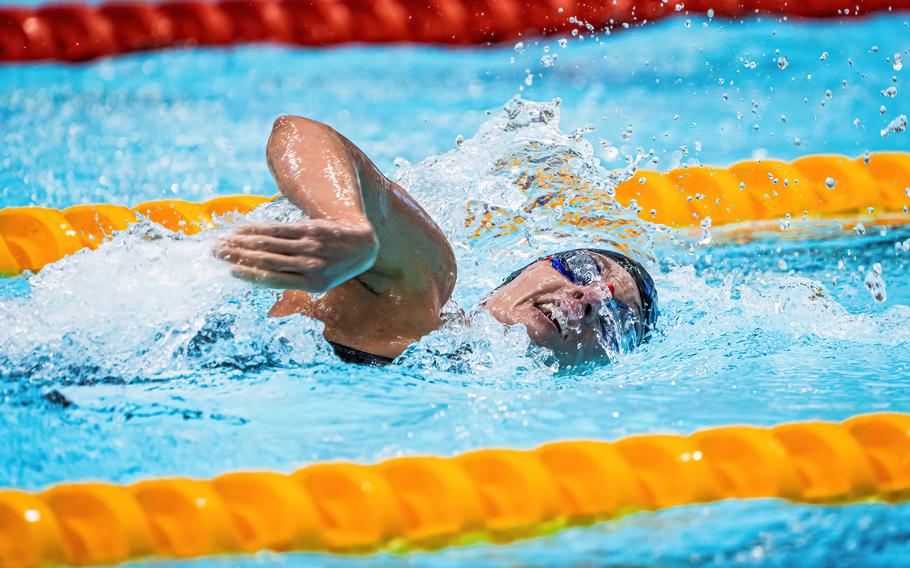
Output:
top-left (558, 38), bottom-right (568, 48)
top-left (881, 86), bottom-right (898, 98)
top-left (864, 263), bottom-right (887, 302)
top-left (513, 41), bottom-right (525, 54)
top-left (777, 56), bottom-right (789, 70)
top-left (825, 177), bottom-right (837, 190)
top-left (854, 222), bottom-right (866, 236)
top-left (819, 51), bottom-right (828, 61)
top-left (895, 53), bottom-right (904, 71)
top-left (455, 134), bottom-right (464, 146)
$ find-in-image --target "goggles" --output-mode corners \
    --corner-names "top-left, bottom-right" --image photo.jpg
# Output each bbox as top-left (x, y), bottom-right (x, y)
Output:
top-left (543, 250), bottom-right (642, 354)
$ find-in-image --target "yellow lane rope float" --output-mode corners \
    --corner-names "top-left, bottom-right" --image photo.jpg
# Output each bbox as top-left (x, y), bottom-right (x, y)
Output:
top-left (1, 412), bottom-right (908, 567)
top-left (0, 152), bottom-right (908, 277)
top-left (0, 195), bottom-right (272, 276)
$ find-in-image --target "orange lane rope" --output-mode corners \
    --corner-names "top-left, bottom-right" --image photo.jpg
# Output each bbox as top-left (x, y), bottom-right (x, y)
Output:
top-left (1, 152), bottom-right (908, 277)
top-left (1, 412), bottom-right (907, 567)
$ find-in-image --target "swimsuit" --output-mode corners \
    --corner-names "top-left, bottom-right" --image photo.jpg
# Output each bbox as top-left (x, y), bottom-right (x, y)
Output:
top-left (328, 341), bottom-right (395, 366)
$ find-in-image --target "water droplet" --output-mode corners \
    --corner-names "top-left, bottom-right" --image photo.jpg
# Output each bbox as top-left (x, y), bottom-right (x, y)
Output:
top-left (855, 222), bottom-right (866, 235)
top-left (864, 262), bottom-right (887, 302)
top-left (853, 118), bottom-right (863, 128)
top-left (895, 53), bottom-right (904, 72)
top-left (540, 54), bottom-right (558, 67)
top-left (558, 38), bottom-right (568, 48)
top-left (455, 134), bottom-right (464, 146)
top-left (707, 8), bottom-right (715, 18)
top-left (777, 56), bottom-right (789, 69)
top-left (819, 51), bottom-right (828, 61)
top-left (881, 86), bottom-right (898, 98)
top-left (514, 41), bottom-right (525, 53)
top-left (880, 114), bottom-right (907, 137)
top-left (825, 177), bottom-right (837, 190)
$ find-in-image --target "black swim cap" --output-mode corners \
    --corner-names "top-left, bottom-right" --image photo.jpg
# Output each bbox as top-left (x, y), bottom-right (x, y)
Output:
top-left (497, 248), bottom-right (659, 339)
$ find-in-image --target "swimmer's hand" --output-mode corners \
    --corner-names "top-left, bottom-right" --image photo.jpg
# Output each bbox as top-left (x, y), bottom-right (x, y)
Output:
top-left (213, 219), bottom-right (379, 292)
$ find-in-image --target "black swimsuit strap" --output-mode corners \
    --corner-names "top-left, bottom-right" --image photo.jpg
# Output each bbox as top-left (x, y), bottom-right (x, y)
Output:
top-left (328, 341), bottom-right (395, 366)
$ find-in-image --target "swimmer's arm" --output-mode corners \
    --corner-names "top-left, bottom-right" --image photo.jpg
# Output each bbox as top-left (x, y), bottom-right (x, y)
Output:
top-left (216, 116), bottom-right (456, 304)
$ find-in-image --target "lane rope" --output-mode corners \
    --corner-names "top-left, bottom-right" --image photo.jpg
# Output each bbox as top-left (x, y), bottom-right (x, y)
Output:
top-left (1, 0), bottom-right (908, 62)
top-left (1, 152), bottom-right (908, 276)
top-left (1, 412), bottom-right (907, 566)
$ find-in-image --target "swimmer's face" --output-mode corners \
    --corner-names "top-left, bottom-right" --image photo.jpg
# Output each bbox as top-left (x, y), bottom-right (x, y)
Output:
top-left (482, 252), bottom-right (645, 365)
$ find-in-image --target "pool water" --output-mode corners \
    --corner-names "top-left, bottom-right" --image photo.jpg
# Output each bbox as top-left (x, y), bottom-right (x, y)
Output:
top-left (2, 12), bottom-right (910, 568)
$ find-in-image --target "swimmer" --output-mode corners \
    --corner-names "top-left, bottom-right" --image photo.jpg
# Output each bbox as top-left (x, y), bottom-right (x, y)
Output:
top-left (214, 116), bottom-right (658, 366)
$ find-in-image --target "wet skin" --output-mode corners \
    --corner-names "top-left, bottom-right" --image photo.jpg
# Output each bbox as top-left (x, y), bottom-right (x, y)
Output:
top-left (215, 116), bottom-right (645, 363)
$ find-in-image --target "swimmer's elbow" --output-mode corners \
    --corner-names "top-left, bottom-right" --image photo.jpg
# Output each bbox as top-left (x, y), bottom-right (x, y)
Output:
top-left (270, 115), bottom-right (334, 139)
top-left (267, 115), bottom-right (342, 164)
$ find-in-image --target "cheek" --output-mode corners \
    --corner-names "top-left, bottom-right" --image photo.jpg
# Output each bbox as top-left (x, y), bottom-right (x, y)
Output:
top-left (485, 300), bottom-right (517, 327)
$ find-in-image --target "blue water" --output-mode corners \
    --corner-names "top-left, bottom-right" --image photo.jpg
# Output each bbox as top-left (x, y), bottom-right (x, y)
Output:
top-left (1, 13), bottom-right (910, 568)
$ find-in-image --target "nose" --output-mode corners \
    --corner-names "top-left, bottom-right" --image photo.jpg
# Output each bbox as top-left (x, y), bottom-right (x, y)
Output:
top-left (565, 285), bottom-right (611, 325)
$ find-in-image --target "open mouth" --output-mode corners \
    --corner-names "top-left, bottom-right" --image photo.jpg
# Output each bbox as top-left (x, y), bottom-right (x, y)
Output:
top-left (536, 302), bottom-right (569, 340)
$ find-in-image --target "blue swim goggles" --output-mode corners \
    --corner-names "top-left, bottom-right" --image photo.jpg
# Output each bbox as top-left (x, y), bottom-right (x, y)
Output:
top-left (543, 250), bottom-right (643, 353)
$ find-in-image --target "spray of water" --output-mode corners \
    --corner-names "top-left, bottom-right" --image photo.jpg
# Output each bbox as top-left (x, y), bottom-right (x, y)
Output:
top-left (0, 97), bottom-right (903, 385)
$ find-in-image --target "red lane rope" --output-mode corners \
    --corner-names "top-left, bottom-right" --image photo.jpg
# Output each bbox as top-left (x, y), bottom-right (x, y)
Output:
top-left (0, 0), bottom-right (907, 63)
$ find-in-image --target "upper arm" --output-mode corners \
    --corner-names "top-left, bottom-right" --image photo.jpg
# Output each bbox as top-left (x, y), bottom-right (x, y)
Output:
top-left (266, 116), bottom-right (457, 310)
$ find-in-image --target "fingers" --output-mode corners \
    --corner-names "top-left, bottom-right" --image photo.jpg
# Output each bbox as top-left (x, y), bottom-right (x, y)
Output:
top-left (214, 244), bottom-right (325, 275)
top-left (231, 219), bottom-right (347, 239)
top-left (218, 234), bottom-right (322, 256)
top-left (227, 264), bottom-right (318, 291)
